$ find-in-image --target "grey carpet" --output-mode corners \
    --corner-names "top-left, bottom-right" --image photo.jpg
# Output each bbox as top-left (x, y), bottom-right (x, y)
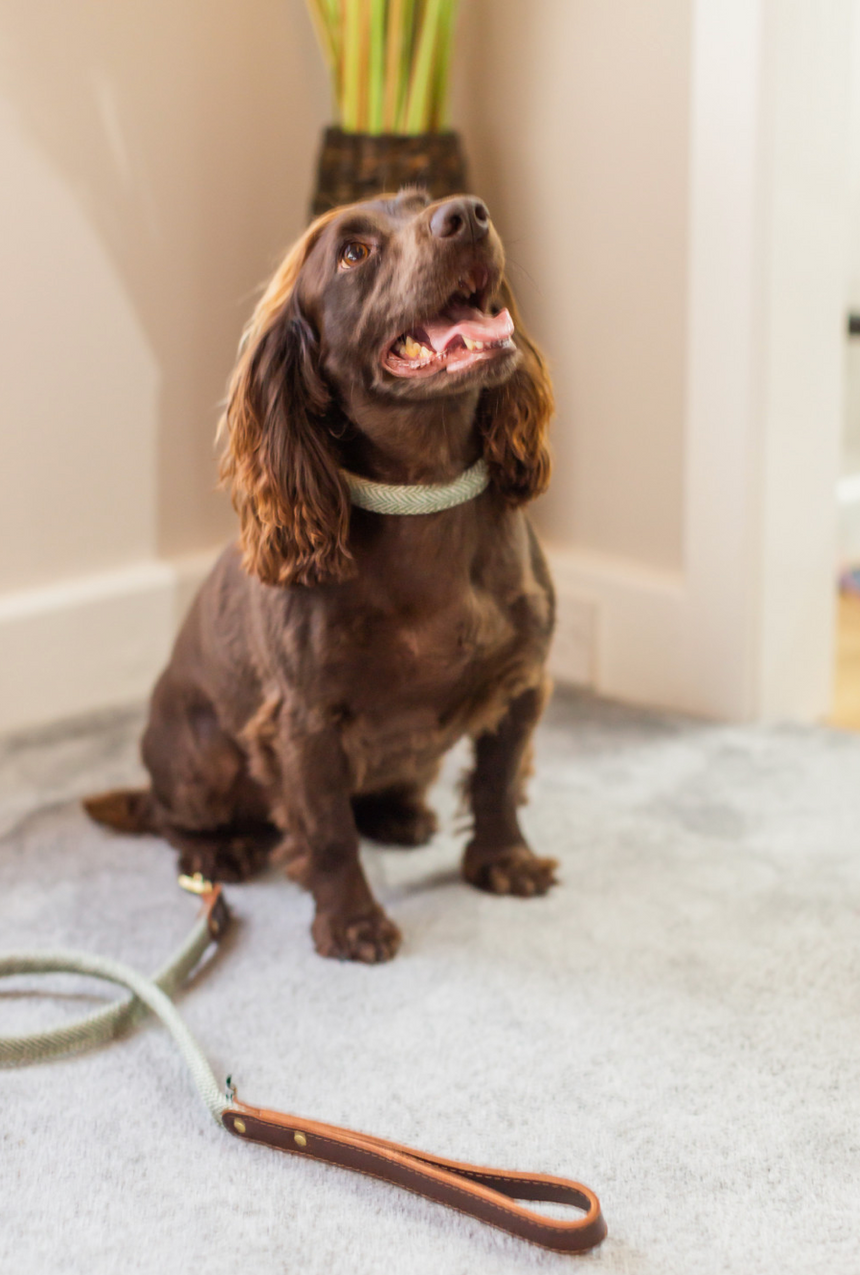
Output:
top-left (1, 691), bottom-right (858, 1275)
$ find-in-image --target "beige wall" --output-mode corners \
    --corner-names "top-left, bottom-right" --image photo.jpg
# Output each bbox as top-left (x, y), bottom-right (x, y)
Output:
top-left (0, 93), bottom-right (159, 592)
top-left (455, 0), bottom-right (691, 571)
top-left (1, 0), bottom-right (844, 729)
top-left (0, 0), bottom-right (329, 592)
top-left (0, 0), bottom-right (692, 598)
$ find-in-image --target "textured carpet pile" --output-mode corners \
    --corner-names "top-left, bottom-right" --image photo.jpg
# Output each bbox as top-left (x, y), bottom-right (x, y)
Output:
top-left (1, 691), bottom-right (858, 1274)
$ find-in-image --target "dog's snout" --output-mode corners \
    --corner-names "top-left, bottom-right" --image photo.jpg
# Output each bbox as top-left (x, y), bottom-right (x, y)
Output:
top-left (430, 197), bottom-right (490, 243)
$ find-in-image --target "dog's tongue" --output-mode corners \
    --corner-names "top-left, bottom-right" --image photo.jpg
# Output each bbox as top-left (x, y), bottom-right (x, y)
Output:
top-left (422, 306), bottom-right (514, 354)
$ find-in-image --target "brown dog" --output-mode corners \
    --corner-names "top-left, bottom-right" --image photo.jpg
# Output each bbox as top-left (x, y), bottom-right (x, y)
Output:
top-left (86, 189), bottom-right (558, 962)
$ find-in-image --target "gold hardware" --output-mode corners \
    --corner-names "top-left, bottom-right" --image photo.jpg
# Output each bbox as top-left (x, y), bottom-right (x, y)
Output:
top-left (178, 872), bottom-right (214, 896)
top-left (234, 1119), bottom-right (246, 1134)
top-left (294, 1132), bottom-right (307, 1148)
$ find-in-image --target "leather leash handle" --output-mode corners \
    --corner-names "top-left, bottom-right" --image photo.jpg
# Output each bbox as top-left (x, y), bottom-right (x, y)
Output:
top-left (4, 879), bottom-right (606, 1254)
top-left (197, 886), bottom-right (606, 1253)
top-left (223, 1103), bottom-right (606, 1255)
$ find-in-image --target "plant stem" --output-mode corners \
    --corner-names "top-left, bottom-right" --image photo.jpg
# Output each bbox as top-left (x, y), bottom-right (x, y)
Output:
top-left (305, 0), bottom-right (335, 69)
top-left (325, 0), bottom-right (342, 91)
top-left (432, 0), bottom-right (458, 130)
top-left (305, 0), bottom-right (339, 110)
top-left (367, 0), bottom-right (386, 133)
top-left (383, 0), bottom-right (406, 132)
top-left (403, 0), bottom-right (445, 135)
top-left (396, 0), bottom-right (417, 132)
top-left (306, 0), bottom-right (459, 135)
top-left (341, 0), bottom-right (363, 131)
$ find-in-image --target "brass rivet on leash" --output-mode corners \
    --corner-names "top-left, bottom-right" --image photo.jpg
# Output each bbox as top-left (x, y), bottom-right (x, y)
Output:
top-left (178, 872), bottom-right (214, 896)
top-left (234, 1119), bottom-right (246, 1134)
top-left (294, 1132), bottom-right (307, 1147)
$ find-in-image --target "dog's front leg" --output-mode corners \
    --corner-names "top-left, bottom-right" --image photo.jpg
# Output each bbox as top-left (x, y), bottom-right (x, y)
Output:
top-left (462, 684), bottom-right (558, 897)
top-left (263, 716), bottom-right (401, 963)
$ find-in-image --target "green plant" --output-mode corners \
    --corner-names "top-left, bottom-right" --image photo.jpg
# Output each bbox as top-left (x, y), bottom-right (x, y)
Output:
top-left (306, 0), bottom-right (460, 135)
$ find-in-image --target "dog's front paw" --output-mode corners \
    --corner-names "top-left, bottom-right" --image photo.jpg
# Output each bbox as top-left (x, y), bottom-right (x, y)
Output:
top-left (312, 906), bottom-right (402, 963)
top-left (462, 842), bottom-right (558, 897)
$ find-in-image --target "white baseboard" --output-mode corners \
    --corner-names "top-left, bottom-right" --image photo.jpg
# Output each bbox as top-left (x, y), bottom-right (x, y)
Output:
top-left (546, 543), bottom-right (688, 712)
top-left (0, 539), bottom-right (755, 735)
top-left (0, 551), bottom-right (219, 734)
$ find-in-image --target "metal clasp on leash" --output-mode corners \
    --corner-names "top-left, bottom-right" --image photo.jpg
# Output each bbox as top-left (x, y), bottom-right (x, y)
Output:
top-left (178, 873), bottom-right (231, 941)
top-left (178, 871), bottom-right (214, 896)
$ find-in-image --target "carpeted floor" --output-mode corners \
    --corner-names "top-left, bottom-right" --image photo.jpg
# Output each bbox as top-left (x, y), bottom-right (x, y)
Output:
top-left (2, 690), bottom-right (858, 1275)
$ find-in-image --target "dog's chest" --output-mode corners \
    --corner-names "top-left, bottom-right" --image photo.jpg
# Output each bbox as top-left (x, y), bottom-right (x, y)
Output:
top-left (336, 576), bottom-right (534, 694)
top-left (395, 585), bottom-right (515, 674)
top-left (322, 571), bottom-right (551, 791)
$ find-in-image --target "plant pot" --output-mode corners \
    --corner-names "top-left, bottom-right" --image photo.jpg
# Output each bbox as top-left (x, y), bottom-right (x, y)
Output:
top-left (310, 126), bottom-right (469, 218)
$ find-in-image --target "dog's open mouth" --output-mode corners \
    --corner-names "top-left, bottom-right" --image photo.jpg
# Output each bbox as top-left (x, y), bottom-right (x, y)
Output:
top-left (383, 272), bottom-right (515, 378)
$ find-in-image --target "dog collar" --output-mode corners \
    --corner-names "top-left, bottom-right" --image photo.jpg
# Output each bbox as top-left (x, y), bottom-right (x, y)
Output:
top-left (342, 458), bottom-right (490, 515)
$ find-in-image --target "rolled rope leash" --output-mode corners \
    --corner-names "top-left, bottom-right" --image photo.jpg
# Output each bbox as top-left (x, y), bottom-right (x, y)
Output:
top-left (0, 879), bottom-right (606, 1256)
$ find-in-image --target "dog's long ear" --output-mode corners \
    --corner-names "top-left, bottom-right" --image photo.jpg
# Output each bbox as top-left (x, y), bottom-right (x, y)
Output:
top-left (218, 212), bottom-right (353, 588)
top-left (477, 279), bottom-right (553, 505)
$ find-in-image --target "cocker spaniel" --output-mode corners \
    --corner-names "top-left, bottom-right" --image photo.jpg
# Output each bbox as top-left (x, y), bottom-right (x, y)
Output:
top-left (86, 189), bottom-right (558, 962)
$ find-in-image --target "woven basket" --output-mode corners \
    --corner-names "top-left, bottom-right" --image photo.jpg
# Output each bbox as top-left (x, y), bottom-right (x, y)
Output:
top-left (310, 127), bottom-right (469, 217)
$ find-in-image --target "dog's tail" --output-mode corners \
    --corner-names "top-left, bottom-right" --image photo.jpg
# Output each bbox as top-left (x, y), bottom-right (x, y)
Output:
top-left (83, 788), bottom-right (157, 835)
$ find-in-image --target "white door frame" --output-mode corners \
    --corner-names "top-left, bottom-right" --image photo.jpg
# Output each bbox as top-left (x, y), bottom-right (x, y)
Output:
top-left (549, 0), bottom-right (852, 722)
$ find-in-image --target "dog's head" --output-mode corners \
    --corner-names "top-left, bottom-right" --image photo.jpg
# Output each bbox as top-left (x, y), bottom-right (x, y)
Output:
top-left (220, 190), bottom-right (553, 587)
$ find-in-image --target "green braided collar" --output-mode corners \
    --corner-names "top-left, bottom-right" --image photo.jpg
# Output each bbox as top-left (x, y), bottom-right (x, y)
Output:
top-left (342, 458), bottom-right (490, 515)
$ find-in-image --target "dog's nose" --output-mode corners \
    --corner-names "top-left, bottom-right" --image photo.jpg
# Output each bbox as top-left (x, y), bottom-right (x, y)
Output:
top-left (430, 197), bottom-right (490, 242)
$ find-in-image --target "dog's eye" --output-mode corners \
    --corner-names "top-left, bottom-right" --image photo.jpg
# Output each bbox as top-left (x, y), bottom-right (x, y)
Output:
top-left (339, 241), bottom-right (371, 270)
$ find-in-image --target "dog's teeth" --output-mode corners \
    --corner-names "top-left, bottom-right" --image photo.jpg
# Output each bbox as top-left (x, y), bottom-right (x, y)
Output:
top-left (400, 335), bottom-right (434, 361)
top-left (463, 336), bottom-right (476, 351)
